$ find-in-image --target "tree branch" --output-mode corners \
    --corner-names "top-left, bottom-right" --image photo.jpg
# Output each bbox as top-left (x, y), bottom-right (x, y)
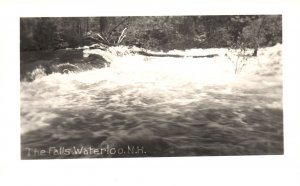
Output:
top-left (108, 17), bottom-right (130, 37)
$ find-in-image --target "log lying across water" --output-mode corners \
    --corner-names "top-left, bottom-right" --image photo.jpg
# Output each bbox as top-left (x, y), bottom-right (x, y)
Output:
top-left (137, 50), bottom-right (219, 58)
top-left (84, 44), bottom-right (219, 59)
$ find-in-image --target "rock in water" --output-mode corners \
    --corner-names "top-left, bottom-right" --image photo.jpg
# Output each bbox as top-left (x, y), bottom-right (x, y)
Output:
top-left (54, 63), bottom-right (80, 74)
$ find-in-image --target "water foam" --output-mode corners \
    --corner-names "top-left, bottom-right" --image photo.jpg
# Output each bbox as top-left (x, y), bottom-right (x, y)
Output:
top-left (21, 45), bottom-right (283, 157)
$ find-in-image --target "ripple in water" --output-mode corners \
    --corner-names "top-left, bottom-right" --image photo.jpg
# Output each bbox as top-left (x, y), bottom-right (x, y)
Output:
top-left (21, 44), bottom-right (283, 159)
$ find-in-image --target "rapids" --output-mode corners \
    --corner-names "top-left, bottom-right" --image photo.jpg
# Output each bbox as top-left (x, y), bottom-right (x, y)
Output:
top-left (20, 44), bottom-right (283, 159)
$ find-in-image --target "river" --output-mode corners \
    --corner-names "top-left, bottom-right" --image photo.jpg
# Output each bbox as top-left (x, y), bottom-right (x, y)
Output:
top-left (20, 45), bottom-right (283, 159)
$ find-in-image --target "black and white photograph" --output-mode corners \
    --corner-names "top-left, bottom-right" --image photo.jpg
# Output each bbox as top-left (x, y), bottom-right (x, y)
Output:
top-left (20, 15), bottom-right (283, 159)
top-left (1, 0), bottom-right (300, 186)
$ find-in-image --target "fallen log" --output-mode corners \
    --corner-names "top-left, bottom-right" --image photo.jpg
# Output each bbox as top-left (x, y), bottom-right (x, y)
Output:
top-left (136, 50), bottom-right (219, 58)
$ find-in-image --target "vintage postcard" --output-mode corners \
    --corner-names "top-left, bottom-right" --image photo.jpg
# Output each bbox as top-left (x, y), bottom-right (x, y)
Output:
top-left (20, 15), bottom-right (283, 159)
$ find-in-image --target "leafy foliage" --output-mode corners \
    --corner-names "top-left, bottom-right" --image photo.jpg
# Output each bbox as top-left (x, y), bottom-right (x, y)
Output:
top-left (20, 15), bottom-right (282, 51)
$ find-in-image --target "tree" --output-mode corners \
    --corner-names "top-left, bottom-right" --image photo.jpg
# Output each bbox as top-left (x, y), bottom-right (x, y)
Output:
top-left (33, 18), bottom-right (59, 50)
top-left (240, 15), bottom-right (282, 55)
top-left (99, 17), bottom-right (108, 34)
top-left (252, 16), bottom-right (266, 56)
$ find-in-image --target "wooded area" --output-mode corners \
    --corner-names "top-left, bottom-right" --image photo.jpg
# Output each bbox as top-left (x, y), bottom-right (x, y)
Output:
top-left (20, 15), bottom-right (282, 53)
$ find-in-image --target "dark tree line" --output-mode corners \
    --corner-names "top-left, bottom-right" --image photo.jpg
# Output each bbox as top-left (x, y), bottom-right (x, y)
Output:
top-left (20, 15), bottom-right (282, 52)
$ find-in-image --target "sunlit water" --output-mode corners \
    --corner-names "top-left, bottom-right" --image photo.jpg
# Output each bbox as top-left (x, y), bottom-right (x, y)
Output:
top-left (21, 45), bottom-right (283, 159)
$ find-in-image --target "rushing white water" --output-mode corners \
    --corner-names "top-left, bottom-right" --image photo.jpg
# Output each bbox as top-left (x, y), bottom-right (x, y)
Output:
top-left (21, 44), bottom-right (283, 158)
